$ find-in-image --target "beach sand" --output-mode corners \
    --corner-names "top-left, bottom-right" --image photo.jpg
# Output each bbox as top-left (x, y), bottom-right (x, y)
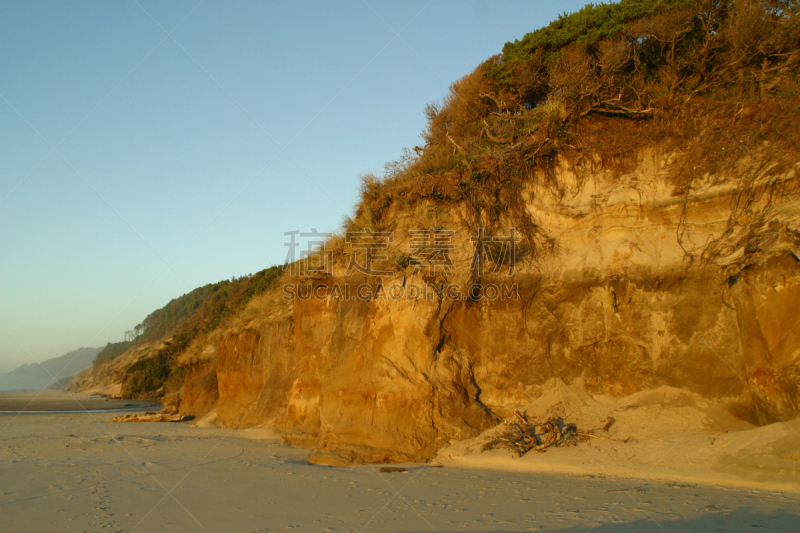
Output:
top-left (0, 391), bottom-right (158, 413)
top-left (1, 393), bottom-right (799, 532)
top-left (437, 381), bottom-right (800, 496)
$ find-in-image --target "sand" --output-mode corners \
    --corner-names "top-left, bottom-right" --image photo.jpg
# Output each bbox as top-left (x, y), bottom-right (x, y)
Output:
top-left (0, 391), bottom-right (158, 413)
top-left (1, 393), bottom-right (799, 532)
top-left (438, 380), bottom-right (800, 495)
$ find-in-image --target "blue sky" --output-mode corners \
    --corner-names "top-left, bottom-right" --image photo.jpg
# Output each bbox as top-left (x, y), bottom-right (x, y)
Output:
top-left (0, 0), bottom-right (594, 371)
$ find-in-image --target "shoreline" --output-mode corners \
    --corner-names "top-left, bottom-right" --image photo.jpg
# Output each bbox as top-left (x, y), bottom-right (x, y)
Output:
top-left (0, 390), bottom-right (160, 413)
top-left (0, 406), bottom-right (156, 414)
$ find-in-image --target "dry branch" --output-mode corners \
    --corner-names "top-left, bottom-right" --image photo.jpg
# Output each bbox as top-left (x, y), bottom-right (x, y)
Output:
top-left (482, 411), bottom-right (622, 457)
top-left (580, 100), bottom-right (656, 118)
top-left (482, 119), bottom-right (512, 144)
top-left (446, 133), bottom-right (465, 154)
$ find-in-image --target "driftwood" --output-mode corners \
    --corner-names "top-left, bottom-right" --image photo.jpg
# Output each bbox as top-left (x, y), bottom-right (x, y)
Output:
top-left (110, 412), bottom-right (186, 423)
top-left (481, 410), bottom-right (625, 457)
top-left (91, 393), bottom-right (122, 400)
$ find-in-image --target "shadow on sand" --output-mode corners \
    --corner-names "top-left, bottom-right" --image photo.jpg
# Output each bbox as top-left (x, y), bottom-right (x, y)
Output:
top-left (404, 505), bottom-right (799, 532)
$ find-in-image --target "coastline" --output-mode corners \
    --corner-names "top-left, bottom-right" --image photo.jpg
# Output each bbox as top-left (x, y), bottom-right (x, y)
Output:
top-left (0, 391), bottom-right (160, 413)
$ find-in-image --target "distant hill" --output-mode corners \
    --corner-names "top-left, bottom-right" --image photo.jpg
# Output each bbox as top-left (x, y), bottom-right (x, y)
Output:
top-left (0, 347), bottom-right (102, 392)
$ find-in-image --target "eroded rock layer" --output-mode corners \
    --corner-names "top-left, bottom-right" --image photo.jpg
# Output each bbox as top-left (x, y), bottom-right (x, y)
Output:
top-left (176, 156), bottom-right (800, 464)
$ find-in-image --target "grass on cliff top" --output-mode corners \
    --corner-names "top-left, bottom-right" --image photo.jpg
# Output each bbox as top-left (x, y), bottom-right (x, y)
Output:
top-left (342, 0), bottom-right (799, 263)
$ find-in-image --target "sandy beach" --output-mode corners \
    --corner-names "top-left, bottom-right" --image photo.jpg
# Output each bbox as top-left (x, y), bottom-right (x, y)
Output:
top-left (3, 1), bottom-right (800, 531)
top-left (0, 391), bottom-right (159, 413)
top-left (1, 393), bottom-right (799, 532)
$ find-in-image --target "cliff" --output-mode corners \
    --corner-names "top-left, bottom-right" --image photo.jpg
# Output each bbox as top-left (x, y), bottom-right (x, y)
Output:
top-left (71, 0), bottom-right (800, 466)
top-left (177, 151), bottom-right (800, 465)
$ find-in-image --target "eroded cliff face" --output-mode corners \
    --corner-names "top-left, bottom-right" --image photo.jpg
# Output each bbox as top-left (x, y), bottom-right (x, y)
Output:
top-left (177, 152), bottom-right (800, 465)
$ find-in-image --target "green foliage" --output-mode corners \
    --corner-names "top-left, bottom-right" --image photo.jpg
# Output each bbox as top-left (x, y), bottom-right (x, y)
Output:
top-left (124, 352), bottom-right (171, 398)
top-left (123, 328), bottom-right (194, 398)
top-left (139, 282), bottom-right (229, 341)
top-left (493, 0), bottom-right (695, 71)
top-left (241, 266), bottom-right (282, 302)
top-left (118, 266), bottom-right (283, 398)
top-left (131, 266), bottom-right (282, 345)
top-left (94, 341), bottom-right (133, 366)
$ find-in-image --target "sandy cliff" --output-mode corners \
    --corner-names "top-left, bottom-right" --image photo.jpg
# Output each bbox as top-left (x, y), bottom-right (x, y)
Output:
top-left (69, 0), bottom-right (800, 468)
top-left (171, 151), bottom-right (799, 465)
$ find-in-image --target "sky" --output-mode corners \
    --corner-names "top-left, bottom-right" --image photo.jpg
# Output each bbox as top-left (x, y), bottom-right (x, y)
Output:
top-left (0, 0), bottom-right (596, 372)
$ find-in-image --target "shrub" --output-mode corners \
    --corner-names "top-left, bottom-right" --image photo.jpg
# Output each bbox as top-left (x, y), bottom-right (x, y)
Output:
top-left (94, 341), bottom-right (133, 366)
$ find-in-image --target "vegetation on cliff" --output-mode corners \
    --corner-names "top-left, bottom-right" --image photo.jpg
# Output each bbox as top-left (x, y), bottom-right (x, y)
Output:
top-left (92, 266), bottom-right (281, 399)
top-left (75, 0), bottom-right (799, 428)
top-left (353, 0), bottom-right (799, 267)
top-left (94, 341), bottom-right (133, 367)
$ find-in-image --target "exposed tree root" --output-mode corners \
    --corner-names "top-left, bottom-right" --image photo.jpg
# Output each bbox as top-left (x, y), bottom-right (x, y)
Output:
top-left (482, 410), bottom-right (625, 457)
